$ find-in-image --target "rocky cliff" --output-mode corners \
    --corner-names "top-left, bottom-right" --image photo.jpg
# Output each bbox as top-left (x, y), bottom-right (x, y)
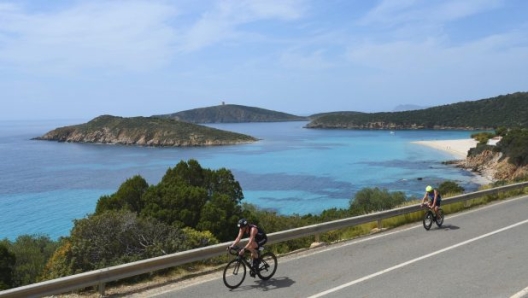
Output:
top-left (461, 149), bottom-right (528, 182)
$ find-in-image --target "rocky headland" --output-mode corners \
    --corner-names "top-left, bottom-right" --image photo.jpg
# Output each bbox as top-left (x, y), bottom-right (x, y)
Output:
top-left (416, 139), bottom-right (528, 184)
top-left (460, 150), bottom-right (528, 182)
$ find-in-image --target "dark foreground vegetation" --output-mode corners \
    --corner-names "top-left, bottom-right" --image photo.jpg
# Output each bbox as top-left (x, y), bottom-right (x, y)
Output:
top-left (2, 126), bottom-right (528, 291)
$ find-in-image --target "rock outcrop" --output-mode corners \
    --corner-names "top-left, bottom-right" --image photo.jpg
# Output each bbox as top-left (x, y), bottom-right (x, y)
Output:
top-left (459, 149), bottom-right (528, 182)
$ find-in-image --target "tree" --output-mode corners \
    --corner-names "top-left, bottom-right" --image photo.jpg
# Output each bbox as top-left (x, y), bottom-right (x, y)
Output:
top-left (137, 160), bottom-right (245, 241)
top-left (93, 159), bottom-right (246, 243)
top-left (496, 128), bottom-right (528, 166)
top-left (141, 183), bottom-right (208, 228)
top-left (349, 187), bottom-right (407, 215)
top-left (197, 193), bottom-right (243, 241)
top-left (0, 235), bottom-right (58, 287)
top-left (95, 175), bottom-right (149, 215)
top-left (0, 243), bottom-right (15, 290)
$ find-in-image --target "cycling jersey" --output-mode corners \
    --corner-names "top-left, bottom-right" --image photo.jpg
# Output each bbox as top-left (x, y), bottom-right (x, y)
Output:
top-left (427, 191), bottom-right (442, 206)
top-left (247, 224), bottom-right (267, 247)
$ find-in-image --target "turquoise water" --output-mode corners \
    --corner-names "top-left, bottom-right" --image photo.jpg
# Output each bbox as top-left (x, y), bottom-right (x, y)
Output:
top-left (0, 120), bottom-right (481, 240)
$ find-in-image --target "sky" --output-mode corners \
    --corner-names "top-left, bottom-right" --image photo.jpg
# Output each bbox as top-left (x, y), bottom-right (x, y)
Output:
top-left (1, 0), bottom-right (527, 121)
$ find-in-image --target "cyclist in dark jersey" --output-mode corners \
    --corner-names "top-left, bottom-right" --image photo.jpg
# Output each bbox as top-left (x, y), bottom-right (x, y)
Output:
top-left (421, 185), bottom-right (442, 216)
top-left (229, 218), bottom-right (267, 276)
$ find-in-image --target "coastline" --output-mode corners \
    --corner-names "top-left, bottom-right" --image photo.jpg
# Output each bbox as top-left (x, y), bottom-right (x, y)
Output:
top-left (413, 138), bottom-right (493, 184)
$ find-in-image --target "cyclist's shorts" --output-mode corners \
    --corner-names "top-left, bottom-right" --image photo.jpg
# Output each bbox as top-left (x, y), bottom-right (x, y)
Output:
top-left (431, 199), bottom-right (441, 207)
top-left (257, 237), bottom-right (267, 248)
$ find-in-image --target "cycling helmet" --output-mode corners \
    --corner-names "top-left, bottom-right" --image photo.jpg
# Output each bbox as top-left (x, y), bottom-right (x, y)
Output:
top-left (237, 218), bottom-right (248, 228)
top-left (425, 185), bottom-right (433, 193)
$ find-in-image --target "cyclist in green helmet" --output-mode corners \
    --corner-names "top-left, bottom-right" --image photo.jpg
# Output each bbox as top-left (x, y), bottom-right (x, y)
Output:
top-left (421, 185), bottom-right (442, 217)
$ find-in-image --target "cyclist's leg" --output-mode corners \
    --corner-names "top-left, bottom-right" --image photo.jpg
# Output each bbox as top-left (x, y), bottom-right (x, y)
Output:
top-left (247, 241), bottom-right (258, 258)
top-left (253, 238), bottom-right (267, 270)
top-left (257, 238), bottom-right (267, 249)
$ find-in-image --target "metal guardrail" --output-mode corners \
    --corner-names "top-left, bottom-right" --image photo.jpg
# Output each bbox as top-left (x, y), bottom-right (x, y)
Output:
top-left (1, 181), bottom-right (527, 298)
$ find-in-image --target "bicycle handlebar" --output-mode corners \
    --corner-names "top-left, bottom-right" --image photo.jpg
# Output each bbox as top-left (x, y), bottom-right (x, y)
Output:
top-left (227, 245), bottom-right (265, 256)
top-left (227, 245), bottom-right (243, 256)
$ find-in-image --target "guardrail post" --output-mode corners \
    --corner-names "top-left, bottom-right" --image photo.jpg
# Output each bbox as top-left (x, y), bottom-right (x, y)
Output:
top-left (377, 219), bottom-right (383, 230)
top-left (98, 282), bottom-right (105, 297)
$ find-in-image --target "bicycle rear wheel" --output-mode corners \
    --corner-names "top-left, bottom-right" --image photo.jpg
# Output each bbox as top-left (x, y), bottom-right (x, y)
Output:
top-left (423, 211), bottom-right (433, 230)
top-left (435, 208), bottom-right (444, 227)
top-left (257, 252), bottom-right (277, 280)
top-left (223, 259), bottom-right (246, 289)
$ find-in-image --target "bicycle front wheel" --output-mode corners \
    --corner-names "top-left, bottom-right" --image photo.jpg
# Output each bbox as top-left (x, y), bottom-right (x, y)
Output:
top-left (223, 259), bottom-right (246, 289)
top-left (257, 252), bottom-right (277, 280)
top-left (423, 211), bottom-right (433, 230)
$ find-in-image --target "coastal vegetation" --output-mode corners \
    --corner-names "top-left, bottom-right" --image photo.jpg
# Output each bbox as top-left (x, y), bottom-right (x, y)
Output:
top-left (4, 156), bottom-right (524, 291)
top-left (33, 115), bottom-right (258, 146)
top-left (155, 103), bottom-right (308, 123)
top-left (306, 92), bottom-right (528, 130)
top-left (5, 92), bottom-right (528, 291)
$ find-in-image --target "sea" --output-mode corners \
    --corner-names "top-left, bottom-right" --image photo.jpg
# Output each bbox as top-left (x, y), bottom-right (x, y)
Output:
top-left (0, 119), bottom-right (484, 241)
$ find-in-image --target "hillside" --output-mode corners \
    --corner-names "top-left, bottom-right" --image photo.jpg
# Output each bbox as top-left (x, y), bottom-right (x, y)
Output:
top-left (306, 92), bottom-right (528, 130)
top-left (155, 104), bottom-right (308, 123)
top-left (33, 115), bottom-right (258, 146)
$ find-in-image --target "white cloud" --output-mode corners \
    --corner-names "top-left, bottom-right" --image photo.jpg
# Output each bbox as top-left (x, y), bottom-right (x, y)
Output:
top-left (359, 0), bottom-right (503, 26)
top-left (0, 1), bottom-right (178, 74)
top-left (179, 0), bottom-right (306, 52)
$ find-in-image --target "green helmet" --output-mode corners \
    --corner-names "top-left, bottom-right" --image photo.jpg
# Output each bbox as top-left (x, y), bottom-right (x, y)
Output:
top-left (425, 185), bottom-right (433, 193)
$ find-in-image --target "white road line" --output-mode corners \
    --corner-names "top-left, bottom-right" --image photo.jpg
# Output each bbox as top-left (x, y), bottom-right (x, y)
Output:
top-left (511, 285), bottom-right (528, 298)
top-left (285, 195), bottom-right (527, 264)
top-left (308, 218), bottom-right (528, 298)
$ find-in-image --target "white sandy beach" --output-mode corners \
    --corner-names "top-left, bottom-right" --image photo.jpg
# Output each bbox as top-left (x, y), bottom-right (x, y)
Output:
top-left (413, 139), bottom-right (478, 159)
top-left (413, 138), bottom-right (493, 184)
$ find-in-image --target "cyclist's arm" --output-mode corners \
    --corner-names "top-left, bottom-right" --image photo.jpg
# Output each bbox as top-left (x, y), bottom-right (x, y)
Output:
top-left (231, 228), bottom-right (244, 247)
top-left (420, 193), bottom-right (428, 205)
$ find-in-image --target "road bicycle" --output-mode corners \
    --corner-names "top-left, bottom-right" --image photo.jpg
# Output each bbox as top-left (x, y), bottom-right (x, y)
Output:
top-left (223, 245), bottom-right (278, 289)
top-left (421, 204), bottom-right (444, 230)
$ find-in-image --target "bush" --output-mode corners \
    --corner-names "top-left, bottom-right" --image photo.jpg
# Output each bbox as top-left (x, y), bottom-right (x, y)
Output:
top-left (349, 187), bottom-right (407, 215)
top-left (438, 181), bottom-right (464, 196)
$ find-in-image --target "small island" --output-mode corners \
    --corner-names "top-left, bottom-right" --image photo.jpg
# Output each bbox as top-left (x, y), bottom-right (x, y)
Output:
top-left (33, 115), bottom-right (258, 147)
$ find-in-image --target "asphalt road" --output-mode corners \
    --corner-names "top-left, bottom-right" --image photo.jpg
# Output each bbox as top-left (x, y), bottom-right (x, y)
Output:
top-left (142, 195), bottom-right (528, 298)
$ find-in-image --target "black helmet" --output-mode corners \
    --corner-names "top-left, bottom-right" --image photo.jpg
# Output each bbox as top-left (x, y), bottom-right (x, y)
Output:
top-left (237, 218), bottom-right (248, 228)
